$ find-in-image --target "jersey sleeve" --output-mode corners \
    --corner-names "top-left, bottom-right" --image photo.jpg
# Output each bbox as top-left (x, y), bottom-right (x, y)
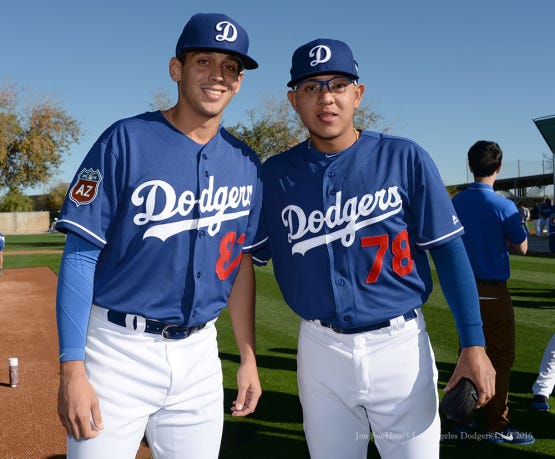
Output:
top-left (251, 207), bottom-right (271, 266)
top-left (408, 145), bottom-right (464, 249)
top-left (241, 170), bottom-right (267, 253)
top-left (56, 124), bottom-right (125, 248)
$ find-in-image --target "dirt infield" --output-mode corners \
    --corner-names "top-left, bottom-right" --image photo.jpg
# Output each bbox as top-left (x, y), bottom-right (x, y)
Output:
top-left (0, 268), bottom-right (151, 459)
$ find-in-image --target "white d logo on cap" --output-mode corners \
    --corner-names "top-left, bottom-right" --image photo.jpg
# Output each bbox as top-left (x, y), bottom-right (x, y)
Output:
top-left (309, 45), bottom-right (331, 67)
top-left (215, 21), bottom-right (238, 42)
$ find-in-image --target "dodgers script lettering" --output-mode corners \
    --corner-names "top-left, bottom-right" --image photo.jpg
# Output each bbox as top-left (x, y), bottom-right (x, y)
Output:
top-left (281, 186), bottom-right (402, 255)
top-left (131, 177), bottom-right (252, 241)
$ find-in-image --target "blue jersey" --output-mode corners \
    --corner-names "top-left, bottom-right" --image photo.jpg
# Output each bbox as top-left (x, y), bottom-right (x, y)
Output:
top-left (0, 232), bottom-right (5, 251)
top-left (256, 131), bottom-right (463, 328)
top-left (57, 111), bottom-right (264, 325)
top-left (452, 183), bottom-right (526, 281)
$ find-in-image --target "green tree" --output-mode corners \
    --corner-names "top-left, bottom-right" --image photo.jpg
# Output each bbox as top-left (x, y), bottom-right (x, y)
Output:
top-left (44, 182), bottom-right (69, 211)
top-left (0, 187), bottom-right (34, 211)
top-left (0, 82), bottom-right (82, 192)
top-left (226, 97), bottom-right (305, 161)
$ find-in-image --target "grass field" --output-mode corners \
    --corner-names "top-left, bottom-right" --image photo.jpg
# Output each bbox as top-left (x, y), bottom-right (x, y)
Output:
top-left (3, 233), bottom-right (554, 458)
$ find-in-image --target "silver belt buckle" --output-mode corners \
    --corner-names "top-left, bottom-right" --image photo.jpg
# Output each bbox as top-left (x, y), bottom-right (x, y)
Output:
top-left (162, 324), bottom-right (182, 339)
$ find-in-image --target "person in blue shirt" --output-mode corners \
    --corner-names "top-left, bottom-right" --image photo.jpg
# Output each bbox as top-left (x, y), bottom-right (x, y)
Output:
top-left (452, 140), bottom-right (534, 445)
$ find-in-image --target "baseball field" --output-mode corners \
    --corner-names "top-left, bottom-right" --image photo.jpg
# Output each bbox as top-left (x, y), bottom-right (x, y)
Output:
top-left (0, 232), bottom-right (553, 458)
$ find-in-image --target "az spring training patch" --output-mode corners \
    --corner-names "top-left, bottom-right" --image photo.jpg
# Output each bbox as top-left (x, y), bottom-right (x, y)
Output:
top-left (69, 168), bottom-right (103, 207)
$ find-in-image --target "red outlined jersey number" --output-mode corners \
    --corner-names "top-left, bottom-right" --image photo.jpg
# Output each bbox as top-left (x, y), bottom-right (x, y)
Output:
top-left (360, 230), bottom-right (414, 283)
top-left (216, 231), bottom-right (246, 280)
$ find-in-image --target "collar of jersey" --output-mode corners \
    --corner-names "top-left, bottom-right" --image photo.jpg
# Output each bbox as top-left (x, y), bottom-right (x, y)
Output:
top-left (467, 182), bottom-right (494, 192)
top-left (305, 136), bottom-right (361, 162)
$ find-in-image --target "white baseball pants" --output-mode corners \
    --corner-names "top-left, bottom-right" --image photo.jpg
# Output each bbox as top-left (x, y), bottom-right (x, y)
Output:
top-left (67, 305), bottom-right (223, 459)
top-left (297, 309), bottom-right (440, 459)
top-left (532, 332), bottom-right (555, 398)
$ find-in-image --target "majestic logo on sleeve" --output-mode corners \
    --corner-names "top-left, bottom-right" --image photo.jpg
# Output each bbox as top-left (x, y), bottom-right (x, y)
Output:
top-left (215, 21), bottom-right (238, 42)
top-left (69, 168), bottom-right (102, 207)
top-left (282, 186), bottom-right (402, 255)
top-left (131, 176), bottom-right (252, 241)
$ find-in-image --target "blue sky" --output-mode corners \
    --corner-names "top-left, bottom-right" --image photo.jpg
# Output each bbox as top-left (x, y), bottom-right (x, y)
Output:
top-left (2, 0), bottom-right (554, 192)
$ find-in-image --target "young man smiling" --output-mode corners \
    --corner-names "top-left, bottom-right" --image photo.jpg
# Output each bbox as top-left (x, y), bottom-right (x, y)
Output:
top-left (55, 13), bottom-right (264, 459)
top-left (254, 38), bottom-right (495, 458)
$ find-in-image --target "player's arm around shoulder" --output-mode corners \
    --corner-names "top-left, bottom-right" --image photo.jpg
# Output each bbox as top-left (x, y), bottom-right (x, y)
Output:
top-left (227, 253), bottom-right (262, 417)
top-left (58, 360), bottom-right (104, 439)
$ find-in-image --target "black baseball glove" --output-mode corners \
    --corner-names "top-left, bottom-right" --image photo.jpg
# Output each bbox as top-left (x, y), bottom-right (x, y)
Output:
top-left (440, 377), bottom-right (478, 425)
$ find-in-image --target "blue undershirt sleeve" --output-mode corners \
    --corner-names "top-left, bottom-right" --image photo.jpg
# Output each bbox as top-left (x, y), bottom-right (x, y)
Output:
top-left (56, 232), bottom-right (101, 362)
top-left (429, 237), bottom-right (485, 348)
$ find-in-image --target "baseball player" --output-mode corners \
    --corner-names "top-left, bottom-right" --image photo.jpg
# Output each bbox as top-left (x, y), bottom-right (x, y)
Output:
top-left (55, 13), bottom-right (263, 459)
top-left (254, 38), bottom-right (495, 458)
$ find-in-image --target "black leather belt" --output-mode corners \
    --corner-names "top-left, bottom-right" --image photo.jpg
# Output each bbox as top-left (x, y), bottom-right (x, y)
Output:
top-left (320, 309), bottom-right (417, 335)
top-left (106, 309), bottom-right (206, 340)
top-left (476, 278), bottom-right (506, 286)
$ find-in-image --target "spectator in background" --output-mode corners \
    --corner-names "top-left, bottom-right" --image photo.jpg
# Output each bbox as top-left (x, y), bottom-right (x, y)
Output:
top-left (452, 140), bottom-right (534, 445)
top-left (530, 201), bottom-right (541, 236)
top-left (539, 197), bottom-right (553, 236)
top-left (0, 231), bottom-right (4, 275)
top-left (532, 332), bottom-right (555, 412)
top-left (517, 201), bottom-right (530, 234)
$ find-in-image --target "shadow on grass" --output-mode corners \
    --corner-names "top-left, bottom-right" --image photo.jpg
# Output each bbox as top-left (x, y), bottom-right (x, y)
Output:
top-left (268, 347), bottom-right (297, 356)
top-left (510, 288), bottom-right (555, 309)
top-left (220, 351), bottom-right (297, 373)
top-left (220, 387), bottom-right (308, 458)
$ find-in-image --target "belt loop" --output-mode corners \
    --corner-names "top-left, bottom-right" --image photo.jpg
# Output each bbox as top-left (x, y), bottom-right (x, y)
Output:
top-left (125, 314), bottom-right (135, 330)
top-left (389, 315), bottom-right (403, 333)
top-left (135, 315), bottom-right (146, 332)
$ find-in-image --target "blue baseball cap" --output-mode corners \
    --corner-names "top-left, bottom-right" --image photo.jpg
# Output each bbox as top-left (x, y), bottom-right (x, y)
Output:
top-left (288, 38), bottom-right (359, 87)
top-left (176, 13), bottom-right (258, 70)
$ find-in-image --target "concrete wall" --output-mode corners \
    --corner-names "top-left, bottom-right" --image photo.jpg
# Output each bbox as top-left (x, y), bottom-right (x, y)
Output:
top-left (0, 211), bottom-right (50, 234)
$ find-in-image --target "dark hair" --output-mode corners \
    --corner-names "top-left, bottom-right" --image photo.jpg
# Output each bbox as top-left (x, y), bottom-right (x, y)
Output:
top-left (467, 140), bottom-right (502, 177)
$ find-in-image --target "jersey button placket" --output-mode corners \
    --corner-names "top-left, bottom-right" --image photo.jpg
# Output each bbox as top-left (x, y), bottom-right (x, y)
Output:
top-left (193, 148), bottom-right (210, 312)
top-left (324, 167), bottom-right (344, 324)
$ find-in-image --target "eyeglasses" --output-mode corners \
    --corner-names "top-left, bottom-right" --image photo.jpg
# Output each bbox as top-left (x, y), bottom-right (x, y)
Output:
top-left (293, 76), bottom-right (356, 95)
